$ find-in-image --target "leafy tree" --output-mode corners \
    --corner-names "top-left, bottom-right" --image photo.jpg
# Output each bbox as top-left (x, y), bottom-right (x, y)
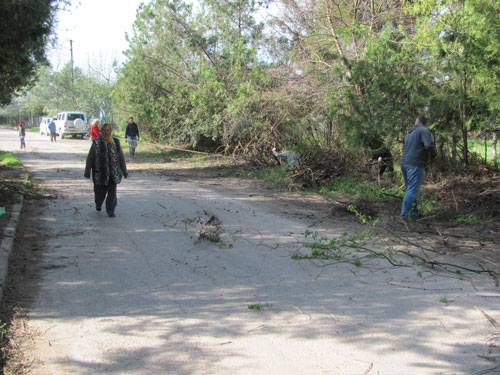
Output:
top-left (115, 0), bottom-right (269, 148)
top-left (0, 0), bottom-right (67, 106)
top-left (114, 0), bottom-right (193, 138)
top-left (18, 61), bottom-right (116, 123)
top-left (112, 0), bottom-right (500, 172)
top-left (275, 0), bottom-right (422, 154)
top-left (409, 0), bottom-right (500, 166)
top-left (274, 0), bottom-right (500, 167)
top-left (18, 66), bottom-right (54, 116)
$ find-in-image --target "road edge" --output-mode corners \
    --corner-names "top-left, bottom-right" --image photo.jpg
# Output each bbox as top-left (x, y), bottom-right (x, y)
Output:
top-left (0, 175), bottom-right (27, 303)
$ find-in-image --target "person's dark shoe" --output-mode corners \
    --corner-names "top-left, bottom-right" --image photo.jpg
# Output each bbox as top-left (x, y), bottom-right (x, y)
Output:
top-left (108, 213), bottom-right (116, 218)
top-left (96, 206), bottom-right (102, 212)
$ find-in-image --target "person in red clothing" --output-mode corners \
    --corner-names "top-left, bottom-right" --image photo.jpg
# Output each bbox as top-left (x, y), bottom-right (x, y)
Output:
top-left (90, 119), bottom-right (101, 140)
top-left (18, 122), bottom-right (26, 149)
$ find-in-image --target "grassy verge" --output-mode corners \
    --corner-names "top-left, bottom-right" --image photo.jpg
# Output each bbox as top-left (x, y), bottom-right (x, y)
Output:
top-left (317, 176), bottom-right (399, 200)
top-left (110, 140), bottom-right (497, 222)
top-left (469, 139), bottom-right (499, 167)
top-left (0, 124), bottom-right (38, 132)
top-left (243, 165), bottom-right (294, 188)
top-left (135, 144), bottom-right (218, 163)
top-left (0, 152), bottom-right (21, 167)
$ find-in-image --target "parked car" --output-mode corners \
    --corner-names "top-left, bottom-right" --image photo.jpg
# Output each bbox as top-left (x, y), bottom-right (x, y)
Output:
top-left (54, 111), bottom-right (88, 138)
top-left (39, 116), bottom-right (54, 135)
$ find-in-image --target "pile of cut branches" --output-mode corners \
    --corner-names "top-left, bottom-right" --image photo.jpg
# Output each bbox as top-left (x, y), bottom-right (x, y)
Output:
top-left (291, 146), bottom-right (364, 187)
top-left (429, 167), bottom-right (500, 217)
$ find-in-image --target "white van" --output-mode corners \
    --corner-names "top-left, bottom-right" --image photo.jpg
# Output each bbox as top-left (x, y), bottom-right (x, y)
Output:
top-left (39, 116), bottom-right (53, 135)
top-left (55, 111), bottom-right (88, 138)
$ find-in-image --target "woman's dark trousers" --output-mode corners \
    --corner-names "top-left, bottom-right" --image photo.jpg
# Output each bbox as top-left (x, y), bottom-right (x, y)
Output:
top-left (94, 181), bottom-right (117, 215)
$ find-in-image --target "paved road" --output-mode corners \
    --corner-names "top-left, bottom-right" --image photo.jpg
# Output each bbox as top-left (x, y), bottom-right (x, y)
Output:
top-left (1, 128), bottom-right (499, 375)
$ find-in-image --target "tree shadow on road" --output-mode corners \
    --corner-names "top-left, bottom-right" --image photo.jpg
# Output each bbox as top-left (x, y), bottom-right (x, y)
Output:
top-left (2, 155), bottom-right (500, 375)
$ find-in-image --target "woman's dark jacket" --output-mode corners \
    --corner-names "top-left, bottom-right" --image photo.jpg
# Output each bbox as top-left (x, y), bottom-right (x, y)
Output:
top-left (84, 136), bottom-right (128, 185)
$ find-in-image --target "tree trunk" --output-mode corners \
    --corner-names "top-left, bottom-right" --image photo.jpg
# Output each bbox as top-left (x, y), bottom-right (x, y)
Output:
top-left (326, 119), bottom-right (333, 146)
top-left (452, 135), bottom-right (458, 164)
top-left (439, 138), bottom-right (445, 163)
top-left (462, 123), bottom-right (468, 166)
top-left (461, 70), bottom-right (468, 166)
top-left (493, 131), bottom-right (498, 170)
top-left (484, 134), bottom-right (488, 163)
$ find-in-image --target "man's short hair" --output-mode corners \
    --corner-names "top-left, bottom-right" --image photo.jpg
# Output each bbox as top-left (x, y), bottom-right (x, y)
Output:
top-left (416, 116), bottom-right (427, 125)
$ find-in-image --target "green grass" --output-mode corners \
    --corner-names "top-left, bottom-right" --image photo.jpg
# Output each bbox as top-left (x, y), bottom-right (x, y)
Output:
top-left (134, 149), bottom-right (173, 161)
top-left (417, 198), bottom-right (441, 216)
top-left (0, 151), bottom-right (21, 166)
top-left (244, 165), bottom-right (293, 187)
top-left (328, 177), bottom-right (379, 199)
top-left (317, 176), bottom-right (401, 201)
top-left (134, 146), bottom-right (217, 164)
top-left (469, 139), bottom-right (499, 166)
top-left (453, 213), bottom-right (480, 224)
top-left (248, 303), bottom-right (271, 310)
top-left (162, 148), bottom-right (205, 160)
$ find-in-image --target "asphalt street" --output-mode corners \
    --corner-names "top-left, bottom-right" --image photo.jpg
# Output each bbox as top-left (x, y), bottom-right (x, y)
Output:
top-left (1, 127), bottom-right (499, 375)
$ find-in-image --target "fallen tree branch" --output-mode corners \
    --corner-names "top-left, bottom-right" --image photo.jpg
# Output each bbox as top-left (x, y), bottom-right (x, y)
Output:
top-left (475, 306), bottom-right (500, 333)
top-left (397, 250), bottom-right (499, 275)
top-left (477, 363), bottom-right (500, 375)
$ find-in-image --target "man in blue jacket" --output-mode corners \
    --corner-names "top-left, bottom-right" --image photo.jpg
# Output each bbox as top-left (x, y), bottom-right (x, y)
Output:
top-left (48, 118), bottom-right (57, 142)
top-left (400, 116), bottom-right (437, 220)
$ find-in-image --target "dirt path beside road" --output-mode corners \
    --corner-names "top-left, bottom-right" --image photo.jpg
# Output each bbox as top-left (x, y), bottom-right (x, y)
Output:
top-left (1, 128), bottom-right (499, 375)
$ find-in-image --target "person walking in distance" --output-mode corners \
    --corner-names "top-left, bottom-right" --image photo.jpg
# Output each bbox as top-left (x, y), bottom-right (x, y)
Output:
top-left (125, 116), bottom-right (140, 157)
top-left (18, 123), bottom-right (26, 149)
top-left (400, 116), bottom-right (437, 220)
top-left (90, 119), bottom-right (100, 140)
top-left (84, 123), bottom-right (128, 218)
top-left (48, 118), bottom-right (57, 142)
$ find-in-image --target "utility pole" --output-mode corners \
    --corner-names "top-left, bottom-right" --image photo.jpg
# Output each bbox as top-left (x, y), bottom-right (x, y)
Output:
top-left (70, 40), bottom-right (76, 105)
top-left (70, 39), bottom-right (74, 84)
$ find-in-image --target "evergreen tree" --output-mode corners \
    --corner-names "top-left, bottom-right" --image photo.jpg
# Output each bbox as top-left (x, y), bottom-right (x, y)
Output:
top-left (0, 0), bottom-right (65, 105)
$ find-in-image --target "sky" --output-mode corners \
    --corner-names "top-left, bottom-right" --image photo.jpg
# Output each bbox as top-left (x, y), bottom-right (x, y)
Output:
top-left (48, 0), bottom-right (146, 71)
top-left (47, 0), bottom-right (278, 72)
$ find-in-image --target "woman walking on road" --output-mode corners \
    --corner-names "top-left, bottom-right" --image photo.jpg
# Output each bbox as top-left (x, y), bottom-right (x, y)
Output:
top-left (84, 123), bottom-right (128, 218)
